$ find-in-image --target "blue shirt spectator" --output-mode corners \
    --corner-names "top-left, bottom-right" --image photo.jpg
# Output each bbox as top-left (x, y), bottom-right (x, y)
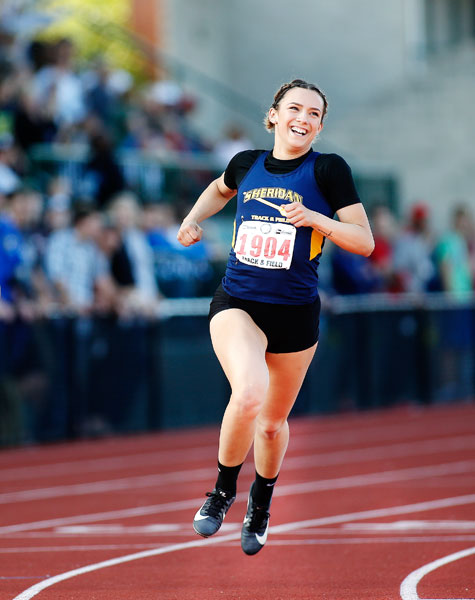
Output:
top-left (0, 214), bottom-right (22, 303)
top-left (143, 203), bottom-right (213, 298)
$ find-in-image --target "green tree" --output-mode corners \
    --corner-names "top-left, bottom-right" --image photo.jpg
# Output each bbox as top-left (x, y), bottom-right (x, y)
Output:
top-left (35, 0), bottom-right (150, 80)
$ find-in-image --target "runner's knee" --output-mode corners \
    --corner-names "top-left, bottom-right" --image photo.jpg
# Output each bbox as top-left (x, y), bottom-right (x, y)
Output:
top-left (257, 417), bottom-right (288, 440)
top-left (230, 382), bottom-right (267, 418)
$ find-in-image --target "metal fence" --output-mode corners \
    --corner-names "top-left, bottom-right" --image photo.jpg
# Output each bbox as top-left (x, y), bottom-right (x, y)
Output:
top-left (1, 294), bottom-right (474, 447)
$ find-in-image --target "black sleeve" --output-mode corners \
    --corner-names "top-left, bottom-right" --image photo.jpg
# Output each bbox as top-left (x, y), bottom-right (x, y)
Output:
top-left (223, 150), bottom-right (265, 190)
top-left (315, 153), bottom-right (361, 213)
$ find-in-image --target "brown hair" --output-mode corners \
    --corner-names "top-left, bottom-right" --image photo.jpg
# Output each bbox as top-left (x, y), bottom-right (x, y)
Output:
top-left (264, 79), bottom-right (328, 131)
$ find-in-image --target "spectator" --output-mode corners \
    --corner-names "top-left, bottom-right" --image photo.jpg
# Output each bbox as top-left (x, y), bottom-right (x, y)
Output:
top-left (433, 205), bottom-right (474, 402)
top-left (96, 215), bottom-right (139, 316)
top-left (31, 38), bottom-right (86, 132)
top-left (5, 187), bottom-right (52, 317)
top-left (465, 208), bottom-right (475, 286)
top-left (83, 58), bottom-right (116, 126)
top-left (108, 192), bottom-right (160, 313)
top-left (368, 203), bottom-right (401, 292)
top-left (0, 132), bottom-right (21, 196)
top-left (393, 202), bottom-right (435, 293)
top-left (213, 123), bottom-right (254, 168)
top-left (434, 204), bottom-right (474, 295)
top-left (143, 78), bottom-right (208, 154)
top-left (0, 188), bottom-right (23, 310)
top-left (43, 176), bottom-right (72, 233)
top-left (82, 129), bottom-right (125, 208)
top-left (331, 245), bottom-right (381, 295)
top-left (13, 83), bottom-right (57, 150)
top-left (44, 204), bottom-right (114, 314)
top-left (120, 109), bottom-right (152, 151)
top-left (143, 202), bottom-right (214, 297)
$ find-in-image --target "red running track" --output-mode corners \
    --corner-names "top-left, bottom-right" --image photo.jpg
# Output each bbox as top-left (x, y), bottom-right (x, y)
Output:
top-left (1, 403), bottom-right (475, 600)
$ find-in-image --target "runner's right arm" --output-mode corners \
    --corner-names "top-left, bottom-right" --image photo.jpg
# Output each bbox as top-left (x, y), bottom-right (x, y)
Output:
top-left (177, 174), bottom-right (236, 247)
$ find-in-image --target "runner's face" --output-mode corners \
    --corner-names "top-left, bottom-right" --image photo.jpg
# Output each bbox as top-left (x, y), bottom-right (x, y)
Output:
top-left (270, 87), bottom-right (324, 156)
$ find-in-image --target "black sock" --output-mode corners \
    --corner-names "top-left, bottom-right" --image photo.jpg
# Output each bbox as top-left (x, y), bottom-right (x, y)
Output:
top-left (215, 460), bottom-right (243, 496)
top-left (251, 471), bottom-right (279, 509)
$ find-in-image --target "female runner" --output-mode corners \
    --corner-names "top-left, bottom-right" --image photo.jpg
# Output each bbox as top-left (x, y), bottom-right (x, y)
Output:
top-left (177, 79), bottom-right (374, 555)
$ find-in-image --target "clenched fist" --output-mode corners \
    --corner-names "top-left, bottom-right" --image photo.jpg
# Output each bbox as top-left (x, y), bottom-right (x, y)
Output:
top-left (177, 221), bottom-right (203, 247)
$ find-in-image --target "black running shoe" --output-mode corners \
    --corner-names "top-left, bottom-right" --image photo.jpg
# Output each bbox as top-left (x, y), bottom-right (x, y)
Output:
top-left (193, 488), bottom-right (236, 538)
top-left (241, 486), bottom-right (270, 555)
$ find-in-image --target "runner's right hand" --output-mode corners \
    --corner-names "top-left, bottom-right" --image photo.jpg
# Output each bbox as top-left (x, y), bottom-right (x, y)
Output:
top-left (177, 221), bottom-right (203, 247)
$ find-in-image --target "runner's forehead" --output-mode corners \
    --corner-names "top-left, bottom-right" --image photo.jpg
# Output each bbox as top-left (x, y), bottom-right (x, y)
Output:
top-left (281, 88), bottom-right (324, 111)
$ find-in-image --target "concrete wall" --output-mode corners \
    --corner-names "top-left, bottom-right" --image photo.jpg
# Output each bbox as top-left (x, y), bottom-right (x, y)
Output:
top-left (160, 0), bottom-right (475, 225)
top-left (161, 0), bottom-right (412, 143)
top-left (326, 42), bottom-right (475, 230)
top-left (161, 0), bottom-right (234, 136)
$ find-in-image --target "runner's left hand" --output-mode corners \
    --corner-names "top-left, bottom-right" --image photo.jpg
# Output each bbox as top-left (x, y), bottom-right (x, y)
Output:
top-left (284, 203), bottom-right (316, 228)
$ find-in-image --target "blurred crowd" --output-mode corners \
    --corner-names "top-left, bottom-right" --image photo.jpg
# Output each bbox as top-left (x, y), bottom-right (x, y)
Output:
top-left (1, 31), bottom-right (475, 325)
top-left (0, 31), bottom-right (252, 320)
top-left (329, 201), bottom-right (475, 298)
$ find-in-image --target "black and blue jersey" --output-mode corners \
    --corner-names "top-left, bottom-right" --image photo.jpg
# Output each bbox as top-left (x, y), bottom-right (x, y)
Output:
top-left (222, 149), bottom-right (360, 304)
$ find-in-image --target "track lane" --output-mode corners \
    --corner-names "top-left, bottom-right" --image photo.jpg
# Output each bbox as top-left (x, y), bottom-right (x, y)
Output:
top-left (1, 403), bottom-right (474, 600)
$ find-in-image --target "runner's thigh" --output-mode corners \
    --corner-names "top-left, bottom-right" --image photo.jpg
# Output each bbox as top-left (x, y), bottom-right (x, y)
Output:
top-left (260, 343), bottom-right (318, 422)
top-left (210, 308), bottom-right (268, 389)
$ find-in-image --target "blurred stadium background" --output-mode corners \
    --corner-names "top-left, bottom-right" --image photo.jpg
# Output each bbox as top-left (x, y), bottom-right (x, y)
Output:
top-left (0, 0), bottom-right (474, 446)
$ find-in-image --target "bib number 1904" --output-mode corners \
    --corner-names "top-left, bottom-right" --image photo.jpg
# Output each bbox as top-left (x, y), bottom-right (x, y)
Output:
top-left (234, 221), bottom-right (296, 270)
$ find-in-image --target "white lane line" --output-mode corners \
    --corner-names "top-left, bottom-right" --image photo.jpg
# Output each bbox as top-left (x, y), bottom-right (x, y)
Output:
top-left (11, 495), bottom-right (475, 600)
top-left (0, 467), bottom-right (216, 504)
top-left (39, 528), bottom-right (475, 540)
top-left (217, 536), bottom-right (475, 546)
top-left (3, 410), bottom-right (473, 481)
top-left (343, 521), bottom-right (475, 532)
top-left (0, 445), bottom-right (217, 482)
top-left (269, 495), bottom-right (475, 535)
top-left (0, 498), bottom-right (201, 535)
top-left (2, 462), bottom-right (475, 534)
top-left (3, 434), bottom-right (475, 504)
top-left (400, 545), bottom-right (475, 600)
top-left (287, 435), bottom-right (475, 470)
top-left (55, 524), bottom-right (183, 533)
top-left (11, 533), bottom-right (243, 600)
top-left (1, 544), bottom-right (171, 553)
top-left (273, 460), bottom-right (475, 497)
top-left (290, 417), bottom-right (475, 454)
top-left (4, 536), bottom-right (475, 554)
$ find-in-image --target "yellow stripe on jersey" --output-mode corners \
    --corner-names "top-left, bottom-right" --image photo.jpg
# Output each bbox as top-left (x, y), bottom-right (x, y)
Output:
top-left (310, 230), bottom-right (324, 260)
top-left (231, 219), bottom-right (236, 248)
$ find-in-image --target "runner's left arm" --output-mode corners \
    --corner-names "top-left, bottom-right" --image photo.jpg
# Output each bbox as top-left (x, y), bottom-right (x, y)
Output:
top-left (284, 202), bottom-right (374, 257)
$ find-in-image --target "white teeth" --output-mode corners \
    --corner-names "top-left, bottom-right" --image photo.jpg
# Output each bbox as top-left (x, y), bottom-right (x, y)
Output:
top-left (291, 127), bottom-right (307, 135)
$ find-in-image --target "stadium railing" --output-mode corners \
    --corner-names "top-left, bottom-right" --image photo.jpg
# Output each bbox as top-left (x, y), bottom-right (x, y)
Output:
top-left (28, 143), bottom-right (398, 211)
top-left (0, 293), bottom-right (474, 447)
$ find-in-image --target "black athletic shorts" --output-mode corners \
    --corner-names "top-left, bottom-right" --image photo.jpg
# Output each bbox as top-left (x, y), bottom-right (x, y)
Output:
top-left (208, 283), bottom-right (320, 353)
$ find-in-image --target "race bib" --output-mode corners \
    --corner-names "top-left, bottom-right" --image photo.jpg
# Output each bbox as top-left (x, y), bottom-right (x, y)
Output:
top-left (234, 220), bottom-right (296, 270)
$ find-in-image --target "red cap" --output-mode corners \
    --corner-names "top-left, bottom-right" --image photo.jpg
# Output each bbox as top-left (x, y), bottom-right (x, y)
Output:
top-left (411, 203), bottom-right (428, 221)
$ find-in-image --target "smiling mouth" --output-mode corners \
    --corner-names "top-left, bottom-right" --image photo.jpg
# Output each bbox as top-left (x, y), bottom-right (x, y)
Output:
top-left (290, 126), bottom-right (307, 136)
